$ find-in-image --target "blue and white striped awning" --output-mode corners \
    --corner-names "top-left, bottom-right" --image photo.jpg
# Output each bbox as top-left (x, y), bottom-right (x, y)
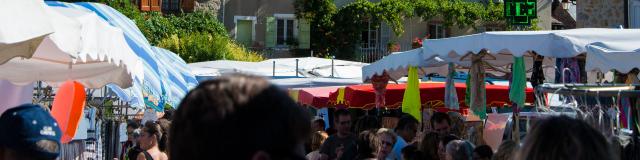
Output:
top-left (152, 47), bottom-right (197, 107)
top-left (46, 1), bottom-right (196, 110)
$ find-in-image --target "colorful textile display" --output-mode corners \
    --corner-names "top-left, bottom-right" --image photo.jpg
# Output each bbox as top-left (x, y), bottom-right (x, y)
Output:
top-left (509, 56), bottom-right (527, 108)
top-left (445, 63), bottom-right (460, 110)
top-left (402, 66), bottom-right (422, 122)
top-left (469, 54), bottom-right (487, 120)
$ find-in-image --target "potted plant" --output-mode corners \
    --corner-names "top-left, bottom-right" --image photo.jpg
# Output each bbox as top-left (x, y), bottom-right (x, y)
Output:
top-left (387, 41), bottom-right (400, 53)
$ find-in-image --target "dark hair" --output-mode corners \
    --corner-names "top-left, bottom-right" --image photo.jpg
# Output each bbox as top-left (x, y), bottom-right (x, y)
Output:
top-left (354, 130), bottom-right (377, 160)
top-left (473, 145), bottom-right (493, 159)
top-left (430, 112), bottom-right (451, 129)
top-left (354, 115), bottom-right (381, 134)
top-left (162, 108), bottom-right (175, 121)
top-left (127, 120), bottom-right (140, 129)
top-left (395, 114), bottom-right (419, 132)
top-left (420, 132), bottom-right (440, 160)
top-left (334, 109), bottom-right (351, 122)
top-left (313, 119), bottom-right (326, 129)
top-left (169, 74), bottom-right (311, 160)
top-left (401, 145), bottom-right (424, 160)
top-left (519, 116), bottom-right (612, 160)
top-left (156, 119), bottom-right (171, 152)
top-left (143, 121), bottom-right (163, 147)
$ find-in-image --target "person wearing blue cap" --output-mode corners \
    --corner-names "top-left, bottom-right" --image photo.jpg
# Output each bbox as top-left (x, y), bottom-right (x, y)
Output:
top-left (0, 104), bottom-right (62, 160)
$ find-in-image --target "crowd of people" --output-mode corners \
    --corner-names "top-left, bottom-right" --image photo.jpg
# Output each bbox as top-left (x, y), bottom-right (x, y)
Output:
top-left (0, 74), bottom-right (628, 160)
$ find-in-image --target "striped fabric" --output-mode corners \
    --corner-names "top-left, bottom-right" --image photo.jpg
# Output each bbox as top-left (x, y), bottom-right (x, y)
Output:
top-left (152, 47), bottom-right (197, 107)
top-left (46, 1), bottom-right (196, 109)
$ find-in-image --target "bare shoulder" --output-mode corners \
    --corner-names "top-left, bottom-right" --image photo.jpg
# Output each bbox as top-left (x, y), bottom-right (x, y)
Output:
top-left (161, 152), bottom-right (169, 160)
top-left (136, 152), bottom-right (146, 160)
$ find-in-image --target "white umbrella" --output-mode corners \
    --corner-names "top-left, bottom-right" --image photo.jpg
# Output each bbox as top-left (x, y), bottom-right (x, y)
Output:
top-left (0, 0), bottom-right (55, 64)
top-left (0, 4), bottom-right (142, 89)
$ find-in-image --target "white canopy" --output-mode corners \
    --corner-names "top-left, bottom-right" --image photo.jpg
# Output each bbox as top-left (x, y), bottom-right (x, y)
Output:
top-left (0, 5), bottom-right (142, 88)
top-left (0, 0), bottom-right (54, 64)
top-left (586, 41), bottom-right (640, 73)
top-left (189, 57), bottom-right (367, 88)
top-left (363, 28), bottom-right (640, 81)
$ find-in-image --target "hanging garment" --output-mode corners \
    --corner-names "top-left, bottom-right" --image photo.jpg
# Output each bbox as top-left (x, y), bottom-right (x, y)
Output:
top-left (372, 72), bottom-right (390, 108)
top-left (445, 63), bottom-right (460, 110)
top-left (402, 66), bottom-right (422, 122)
top-left (469, 54), bottom-right (487, 120)
top-left (465, 74), bottom-right (471, 107)
top-left (555, 58), bottom-right (581, 83)
top-left (530, 55), bottom-right (545, 88)
top-left (510, 56), bottom-right (527, 108)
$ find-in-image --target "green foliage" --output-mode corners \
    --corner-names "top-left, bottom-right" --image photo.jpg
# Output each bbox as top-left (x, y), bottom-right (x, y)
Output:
top-left (377, 0), bottom-right (414, 36)
top-left (295, 0), bottom-right (507, 61)
top-left (95, 0), bottom-right (262, 62)
top-left (158, 33), bottom-right (263, 62)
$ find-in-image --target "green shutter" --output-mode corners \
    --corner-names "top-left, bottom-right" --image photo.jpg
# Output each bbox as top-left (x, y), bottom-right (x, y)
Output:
top-left (265, 17), bottom-right (276, 48)
top-left (297, 19), bottom-right (311, 49)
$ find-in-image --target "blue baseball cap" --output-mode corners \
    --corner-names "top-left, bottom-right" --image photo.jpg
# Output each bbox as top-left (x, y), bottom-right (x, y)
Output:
top-left (0, 104), bottom-right (62, 159)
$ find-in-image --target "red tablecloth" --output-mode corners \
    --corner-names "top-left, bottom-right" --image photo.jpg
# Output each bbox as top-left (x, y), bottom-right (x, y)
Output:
top-left (328, 82), bottom-right (534, 110)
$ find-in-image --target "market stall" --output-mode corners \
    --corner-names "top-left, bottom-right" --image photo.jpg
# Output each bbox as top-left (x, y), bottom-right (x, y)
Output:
top-left (327, 82), bottom-right (534, 110)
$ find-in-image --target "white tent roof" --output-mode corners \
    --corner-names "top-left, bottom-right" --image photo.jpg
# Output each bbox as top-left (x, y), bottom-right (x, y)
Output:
top-left (586, 41), bottom-right (640, 73)
top-left (363, 28), bottom-right (640, 81)
top-left (189, 57), bottom-right (367, 88)
top-left (0, 0), bottom-right (54, 65)
top-left (0, 5), bottom-right (142, 89)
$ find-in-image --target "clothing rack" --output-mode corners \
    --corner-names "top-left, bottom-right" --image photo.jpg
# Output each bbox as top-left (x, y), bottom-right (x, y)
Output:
top-left (537, 84), bottom-right (640, 97)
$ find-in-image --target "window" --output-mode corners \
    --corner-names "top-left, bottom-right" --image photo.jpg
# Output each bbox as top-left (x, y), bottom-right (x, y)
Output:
top-left (276, 19), bottom-right (295, 45)
top-left (428, 23), bottom-right (447, 39)
top-left (361, 23), bottom-right (379, 49)
top-left (162, 0), bottom-right (180, 11)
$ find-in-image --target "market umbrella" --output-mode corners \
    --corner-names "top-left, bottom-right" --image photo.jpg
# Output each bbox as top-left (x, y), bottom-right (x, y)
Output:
top-left (0, 4), bottom-right (142, 89)
top-left (49, 1), bottom-right (170, 109)
top-left (0, 0), bottom-right (54, 65)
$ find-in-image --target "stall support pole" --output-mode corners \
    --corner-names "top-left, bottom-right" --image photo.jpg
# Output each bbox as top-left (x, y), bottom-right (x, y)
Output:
top-left (295, 59), bottom-right (299, 77)
top-left (331, 56), bottom-right (335, 78)
top-left (272, 61), bottom-right (275, 77)
top-left (513, 102), bottom-right (520, 145)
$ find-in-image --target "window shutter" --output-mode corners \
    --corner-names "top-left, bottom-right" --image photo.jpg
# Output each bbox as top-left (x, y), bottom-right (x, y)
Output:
top-left (140, 0), bottom-right (150, 11)
top-left (297, 19), bottom-right (311, 49)
top-left (265, 17), bottom-right (276, 48)
top-left (151, 0), bottom-right (162, 11)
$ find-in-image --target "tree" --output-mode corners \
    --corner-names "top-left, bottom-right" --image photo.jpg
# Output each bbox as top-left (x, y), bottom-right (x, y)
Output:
top-left (294, 0), bottom-right (507, 61)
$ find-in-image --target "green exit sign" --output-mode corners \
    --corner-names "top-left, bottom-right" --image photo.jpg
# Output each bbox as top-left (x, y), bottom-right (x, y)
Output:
top-left (504, 0), bottom-right (537, 26)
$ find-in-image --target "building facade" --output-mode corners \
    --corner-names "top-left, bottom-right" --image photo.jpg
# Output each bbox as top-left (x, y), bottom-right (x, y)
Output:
top-left (218, 0), bottom-right (310, 58)
top-left (337, 0), bottom-right (552, 63)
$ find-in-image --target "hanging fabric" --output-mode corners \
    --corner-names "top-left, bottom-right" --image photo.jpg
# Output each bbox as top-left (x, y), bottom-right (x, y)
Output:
top-left (469, 54), bottom-right (487, 120)
top-left (372, 72), bottom-right (390, 108)
top-left (465, 74), bottom-right (471, 107)
top-left (510, 56), bottom-right (527, 108)
top-left (530, 55), bottom-right (545, 88)
top-left (445, 63), bottom-right (460, 110)
top-left (402, 66), bottom-right (422, 122)
top-left (555, 58), bottom-right (581, 83)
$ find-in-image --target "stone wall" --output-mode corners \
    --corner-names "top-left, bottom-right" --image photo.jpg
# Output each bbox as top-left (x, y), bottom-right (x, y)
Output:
top-left (194, 0), bottom-right (221, 13)
top-left (577, 0), bottom-right (625, 28)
